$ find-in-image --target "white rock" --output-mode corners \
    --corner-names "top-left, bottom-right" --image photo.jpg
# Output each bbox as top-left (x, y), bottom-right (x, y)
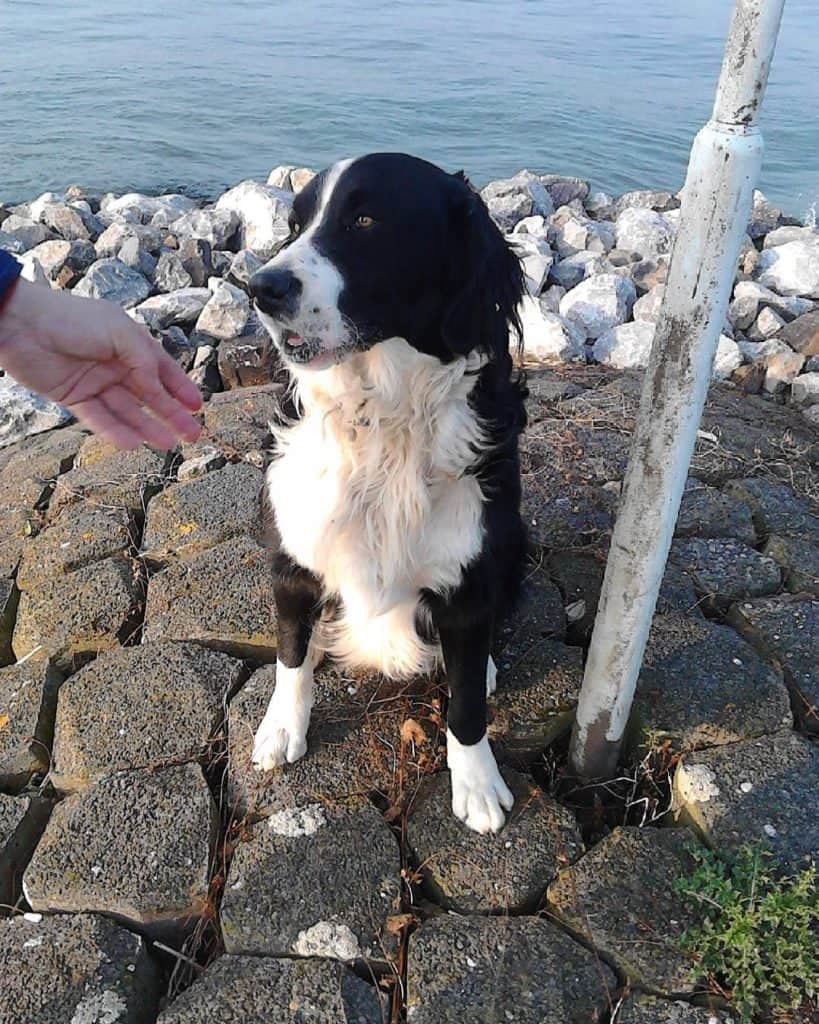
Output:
top-left (267, 165), bottom-right (297, 188)
top-left (481, 172), bottom-right (553, 231)
top-left (633, 284), bottom-right (665, 323)
top-left (511, 235), bottom-right (553, 296)
top-left (290, 168), bottom-right (317, 193)
top-left (40, 203), bottom-right (90, 242)
top-left (802, 404), bottom-right (819, 426)
top-left (177, 447), bottom-right (227, 481)
top-left (170, 208), bottom-right (240, 250)
top-left (539, 284), bottom-right (566, 314)
top-left (1, 215), bottom-right (55, 251)
top-left (593, 321), bottom-right (656, 368)
top-left (738, 338), bottom-right (792, 363)
top-left (552, 214), bottom-right (590, 257)
top-left (292, 921), bottom-right (362, 960)
top-left (747, 306), bottom-right (786, 341)
top-left (102, 192), bottom-right (197, 225)
top-left (135, 288), bottom-right (212, 331)
top-left (755, 237), bottom-right (819, 298)
top-left (615, 207), bottom-right (677, 259)
top-left (713, 335), bottom-right (743, 379)
top-left (95, 221), bottom-right (162, 259)
top-left (559, 273), bottom-right (636, 340)
top-left (511, 215), bottom-right (547, 237)
top-left (0, 376), bottom-right (72, 448)
top-left (727, 294), bottom-right (759, 330)
top-left (215, 180), bottom-right (293, 256)
top-left (18, 252), bottom-right (49, 288)
top-left (791, 371), bottom-right (819, 407)
top-left (549, 251), bottom-right (598, 290)
top-left (195, 281), bottom-right (250, 339)
top-left (517, 297), bottom-right (585, 362)
top-left (73, 258), bottom-right (152, 308)
top-left (28, 191), bottom-right (65, 222)
top-left (762, 350), bottom-right (805, 394)
top-left (733, 279), bottom-right (814, 321)
top-left (763, 224), bottom-right (818, 249)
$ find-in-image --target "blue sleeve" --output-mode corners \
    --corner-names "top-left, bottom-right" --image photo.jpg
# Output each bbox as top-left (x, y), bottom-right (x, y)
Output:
top-left (0, 249), bottom-right (23, 307)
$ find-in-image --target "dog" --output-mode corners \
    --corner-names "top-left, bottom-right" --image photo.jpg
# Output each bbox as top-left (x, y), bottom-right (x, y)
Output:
top-left (248, 153), bottom-right (527, 833)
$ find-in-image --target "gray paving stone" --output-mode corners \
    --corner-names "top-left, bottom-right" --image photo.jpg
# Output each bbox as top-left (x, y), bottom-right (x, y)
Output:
top-left (669, 537), bottom-right (781, 611)
top-left (762, 533), bottom-right (819, 596)
top-left (0, 795), bottom-right (48, 909)
top-left (488, 641), bottom-right (583, 763)
top-left (0, 579), bottom-right (17, 667)
top-left (51, 642), bottom-right (243, 791)
top-left (221, 801), bottom-right (400, 961)
top-left (728, 595), bottom-right (819, 733)
top-left (673, 731), bottom-right (819, 873)
top-left (156, 954), bottom-right (387, 1024)
top-left (142, 461), bottom-right (262, 561)
top-left (182, 384), bottom-right (283, 461)
top-left (0, 507), bottom-right (30, 580)
top-left (16, 505), bottom-right (135, 592)
top-left (143, 536), bottom-right (276, 660)
top-left (547, 826), bottom-right (702, 994)
top-left (630, 614), bottom-right (792, 753)
top-left (723, 478), bottom-right (819, 542)
top-left (50, 435), bottom-right (171, 519)
top-left (0, 658), bottom-right (62, 789)
top-left (12, 554), bottom-right (144, 669)
top-left (0, 427), bottom-right (86, 514)
top-left (406, 914), bottom-right (616, 1024)
top-left (227, 663), bottom-right (444, 821)
top-left (407, 768), bottom-right (582, 912)
top-left (618, 996), bottom-right (732, 1023)
top-left (24, 764), bottom-right (214, 933)
top-left (674, 479), bottom-right (756, 545)
top-left (0, 912), bottom-right (161, 1024)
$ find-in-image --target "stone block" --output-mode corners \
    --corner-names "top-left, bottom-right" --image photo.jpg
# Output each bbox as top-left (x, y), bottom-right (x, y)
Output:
top-left (24, 764), bottom-right (214, 934)
top-left (143, 537), bottom-right (276, 660)
top-left (0, 659), bottom-right (62, 789)
top-left (406, 914), bottom-right (615, 1024)
top-left (221, 801), bottom-right (400, 961)
top-left (407, 768), bottom-right (582, 912)
top-left (547, 826), bottom-right (701, 994)
top-left (51, 641), bottom-right (243, 791)
top-left (669, 537), bottom-right (781, 611)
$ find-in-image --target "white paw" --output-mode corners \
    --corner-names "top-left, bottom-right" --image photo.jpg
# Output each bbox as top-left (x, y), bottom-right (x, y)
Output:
top-left (486, 655), bottom-right (497, 697)
top-left (252, 661), bottom-right (313, 771)
top-left (447, 730), bottom-right (514, 834)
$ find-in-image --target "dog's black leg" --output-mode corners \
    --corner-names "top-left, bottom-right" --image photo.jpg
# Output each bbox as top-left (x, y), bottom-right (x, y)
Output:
top-left (254, 495), bottom-right (323, 769)
top-left (426, 569), bottom-right (513, 834)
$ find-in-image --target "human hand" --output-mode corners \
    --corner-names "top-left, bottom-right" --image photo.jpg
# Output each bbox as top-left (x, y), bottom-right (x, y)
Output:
top-left (0, 277), bottom-right (202, 450)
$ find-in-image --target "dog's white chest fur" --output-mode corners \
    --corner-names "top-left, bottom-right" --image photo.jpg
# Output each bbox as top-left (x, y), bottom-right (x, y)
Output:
top-left (266, 338), bottom-right (487, 677)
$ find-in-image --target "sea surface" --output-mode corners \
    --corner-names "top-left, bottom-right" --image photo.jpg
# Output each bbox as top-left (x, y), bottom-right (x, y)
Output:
top-left (2, 0), bottom-right (817, 216)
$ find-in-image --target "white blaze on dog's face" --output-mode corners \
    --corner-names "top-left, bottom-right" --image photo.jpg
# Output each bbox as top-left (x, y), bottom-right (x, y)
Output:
top-left (248, 153), bottom-right (466, 371)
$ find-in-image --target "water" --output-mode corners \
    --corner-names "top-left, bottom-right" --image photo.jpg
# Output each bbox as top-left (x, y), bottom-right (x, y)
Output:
top-left (2, 0), bottom-right (817, 216)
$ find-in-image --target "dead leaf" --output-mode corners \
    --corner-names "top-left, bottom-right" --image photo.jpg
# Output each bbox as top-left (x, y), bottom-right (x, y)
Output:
top-left (400, 718), bottom-right (426, 747)
top-left (384, 913), bottom-right (415, 936)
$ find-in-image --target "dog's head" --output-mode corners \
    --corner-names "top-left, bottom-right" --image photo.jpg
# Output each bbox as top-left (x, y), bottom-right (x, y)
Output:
top-left (249, 153), bottom-right (524, 372)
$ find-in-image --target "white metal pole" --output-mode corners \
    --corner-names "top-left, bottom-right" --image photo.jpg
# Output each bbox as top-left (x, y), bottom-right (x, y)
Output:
top-left (568, 0), bottom-right (786, 780)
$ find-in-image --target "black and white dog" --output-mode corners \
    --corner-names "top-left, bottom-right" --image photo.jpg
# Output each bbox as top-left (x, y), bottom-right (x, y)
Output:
top-left (248, 153), bottom-right (527, 834)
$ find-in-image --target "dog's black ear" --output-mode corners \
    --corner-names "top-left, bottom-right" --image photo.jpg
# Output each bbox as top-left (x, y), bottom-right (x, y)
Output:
top-left (442, 175), bottom-right (525, 362)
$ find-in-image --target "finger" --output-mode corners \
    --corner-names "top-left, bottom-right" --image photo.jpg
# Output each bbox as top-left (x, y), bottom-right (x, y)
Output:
top-left (70, 398), bottom-right (144, 451)
top-left (128, 363), bottom-right (202, 444)
top-left (156, 347), bottom-right (203, 412)
top-left (101, 386), bottom-right (180, 451)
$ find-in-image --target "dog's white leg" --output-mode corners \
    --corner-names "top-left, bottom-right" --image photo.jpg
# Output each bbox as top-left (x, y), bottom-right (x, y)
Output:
top-left (485, 655), bottom-right (497, 696)
top-left (252, 657), bottom-right (314, 769)
top-left (447, 729), bottom-right (513, 834)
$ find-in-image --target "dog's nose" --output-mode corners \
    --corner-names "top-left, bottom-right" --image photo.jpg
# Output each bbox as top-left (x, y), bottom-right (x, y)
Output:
top-left (249, 268), bottom-right (303, 318)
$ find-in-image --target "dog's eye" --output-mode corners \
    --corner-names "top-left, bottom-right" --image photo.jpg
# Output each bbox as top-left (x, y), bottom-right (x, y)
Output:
top-left (290, 221), bottom-right (301, 235)
top-left (354, 214), bottom-right (375, 229)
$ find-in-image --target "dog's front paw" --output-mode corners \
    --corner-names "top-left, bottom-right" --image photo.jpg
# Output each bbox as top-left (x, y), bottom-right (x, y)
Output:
top-left (252, 712), bottom-right (309, 770)
top-left (447, 731), bottom-right (514, 834)
top-left (252, 663), bottom-right (313, 770)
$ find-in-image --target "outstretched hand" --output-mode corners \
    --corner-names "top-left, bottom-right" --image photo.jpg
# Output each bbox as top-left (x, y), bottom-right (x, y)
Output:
top-left (0, 277), bottom-right (202, 450)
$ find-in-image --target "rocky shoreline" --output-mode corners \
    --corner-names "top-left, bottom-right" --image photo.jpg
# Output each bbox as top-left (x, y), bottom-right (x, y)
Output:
top-left (0, 166), bottom-right (817, 1023)
top-left (2, 164), bottom-right (819, 449)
